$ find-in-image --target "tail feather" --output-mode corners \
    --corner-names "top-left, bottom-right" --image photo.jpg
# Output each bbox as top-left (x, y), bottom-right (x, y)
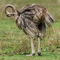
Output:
top-left (45, 12), bottom-right (55, 26)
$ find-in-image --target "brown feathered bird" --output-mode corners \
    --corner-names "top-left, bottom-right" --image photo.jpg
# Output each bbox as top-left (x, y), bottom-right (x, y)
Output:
top-left (5, 4), bottom-right (54, 56)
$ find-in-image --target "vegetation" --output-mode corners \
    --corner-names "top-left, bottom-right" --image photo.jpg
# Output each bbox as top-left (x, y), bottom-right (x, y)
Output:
top-left (0, 52), bottom-right (60, 60)
top-left (0, 0), bottom-right (60, 60)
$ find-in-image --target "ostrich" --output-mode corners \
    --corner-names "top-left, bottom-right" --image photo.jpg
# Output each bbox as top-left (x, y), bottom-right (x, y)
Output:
top-left (5, 4), bottom-right (54, 56)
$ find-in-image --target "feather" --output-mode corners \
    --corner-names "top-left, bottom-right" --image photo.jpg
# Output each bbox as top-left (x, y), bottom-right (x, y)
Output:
top-left (45, 12), bottom-right (55, 26)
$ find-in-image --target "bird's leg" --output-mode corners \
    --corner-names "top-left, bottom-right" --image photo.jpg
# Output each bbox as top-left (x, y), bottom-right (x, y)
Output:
top-left (30, 36), bottom-right (35, 55)
top-left (37, 36), bottom-right (42, 56)
top-left (27, 36), bottom-right (35, 56)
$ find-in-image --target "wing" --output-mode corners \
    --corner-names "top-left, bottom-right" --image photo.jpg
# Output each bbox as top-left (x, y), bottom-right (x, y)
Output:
top-left (45, 11), bottom-right (55, 26)
top-left (20, 4), bottom-right (54, 27)
top-left (20, 18), bottom-right (39, 39)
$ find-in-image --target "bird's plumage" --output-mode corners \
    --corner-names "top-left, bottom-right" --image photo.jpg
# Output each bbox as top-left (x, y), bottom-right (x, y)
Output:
top-left (5, 4), bottom-right (54, 39)
top-left (14, 4), bottom-right (54, 38)
top-left (5, 4), bottom-right (55, 56)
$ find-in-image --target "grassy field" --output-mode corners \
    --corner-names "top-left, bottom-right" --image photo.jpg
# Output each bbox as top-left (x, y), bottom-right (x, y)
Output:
top-left (0, 52), bottom-right (60, 60)
top-left (0, 0), bottom-right (60, 60)
top-left (0, 16), bottom-right (60, 60)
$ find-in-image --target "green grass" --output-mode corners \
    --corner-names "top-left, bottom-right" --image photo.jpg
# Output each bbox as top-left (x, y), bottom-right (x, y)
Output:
top-left (0, 52), bottom-right (60, 60)
top-left (0, 19), bottom-right (60, 59)
top-left (0, 0), bottom-right (60, 60)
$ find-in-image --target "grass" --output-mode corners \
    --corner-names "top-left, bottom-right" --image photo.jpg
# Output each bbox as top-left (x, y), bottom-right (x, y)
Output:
top-left (0, 52), bottom-right (60, 60)
top-left (0, 0), bottom-right (60, 60)
top-left (0, 19), bottom-right (60, 60)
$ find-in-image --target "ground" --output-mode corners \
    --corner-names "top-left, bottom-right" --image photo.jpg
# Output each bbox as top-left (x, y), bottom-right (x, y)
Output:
top-left (0, 19), bottom-right (60, 60)
top-left (0, 0), bottom-right (60, 60)
top-left (0, 52), bottom-right (60, 60)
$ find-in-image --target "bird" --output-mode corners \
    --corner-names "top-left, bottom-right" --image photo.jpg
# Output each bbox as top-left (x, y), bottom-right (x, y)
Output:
top-left (5, 4), bottom-right (54, 56)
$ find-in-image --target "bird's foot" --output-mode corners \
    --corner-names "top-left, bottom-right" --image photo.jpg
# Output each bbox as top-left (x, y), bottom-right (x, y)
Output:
top-left (26, 53), bottom-right (35, 56)
top-left (36, 52), bottom-right (42, 56)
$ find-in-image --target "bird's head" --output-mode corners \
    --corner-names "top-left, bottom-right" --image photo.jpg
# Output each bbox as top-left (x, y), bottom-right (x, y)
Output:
top-left (5, 4), bottom-right (20, 20)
